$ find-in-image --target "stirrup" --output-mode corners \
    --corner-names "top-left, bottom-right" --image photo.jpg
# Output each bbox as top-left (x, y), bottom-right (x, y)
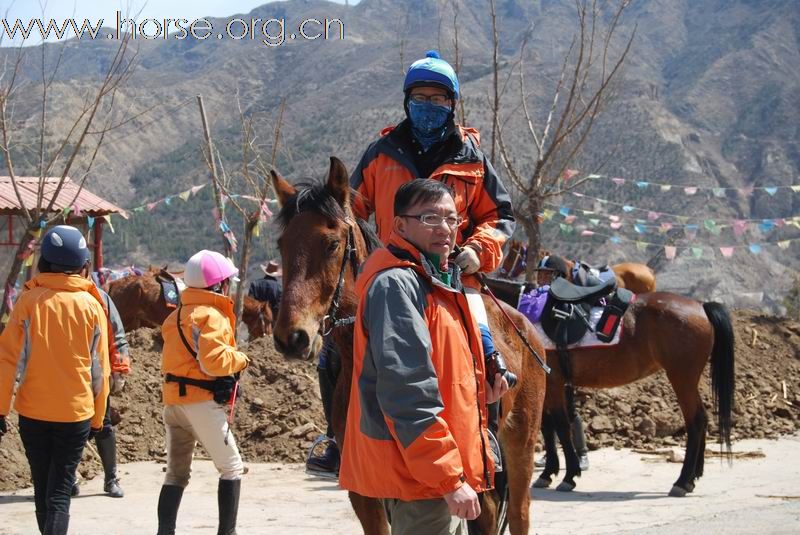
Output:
top-left (305, 435), bottom-right (338, 478)
top-left (487, 429), bottom-right (503, 473)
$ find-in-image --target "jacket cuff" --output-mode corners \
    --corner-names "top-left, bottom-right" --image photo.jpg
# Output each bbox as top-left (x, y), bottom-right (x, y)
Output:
top-left (431, 472), bottom-right (466, 497)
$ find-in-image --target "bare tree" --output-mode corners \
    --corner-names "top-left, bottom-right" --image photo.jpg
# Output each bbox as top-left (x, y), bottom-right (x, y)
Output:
top-left (0, 26), bottom-right (138, 323)
top-left (492, 0), bottom-right (635, 281)
top-left (208, 96), bottom-right (286, 324)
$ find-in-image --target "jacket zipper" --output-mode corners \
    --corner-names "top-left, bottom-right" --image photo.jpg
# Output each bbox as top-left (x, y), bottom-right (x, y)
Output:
top-left (455, 294), bottom-right (492, 489)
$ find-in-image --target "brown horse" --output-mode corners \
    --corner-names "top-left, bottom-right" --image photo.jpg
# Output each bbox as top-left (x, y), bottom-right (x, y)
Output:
top-left (537, 251), bottom-right (656, 294)
top-left (485, 278), bottom-right (735, 497)
top-left (270, 157), bottom-right (547, 535)
top-left (107, 270), bottom-right (272, 339)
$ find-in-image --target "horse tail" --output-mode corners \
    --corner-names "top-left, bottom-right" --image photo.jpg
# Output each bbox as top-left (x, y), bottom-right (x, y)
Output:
top-left (703, 302), bottom-right (735, 455)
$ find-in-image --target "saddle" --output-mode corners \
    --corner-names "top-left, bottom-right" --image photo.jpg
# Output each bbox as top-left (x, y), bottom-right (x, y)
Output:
top-left (541, 277), bottom-right (633, 346)
top-left (573, 261), bottom-right (616, 287)
top-left (156, 269), bottom-right (184, 308)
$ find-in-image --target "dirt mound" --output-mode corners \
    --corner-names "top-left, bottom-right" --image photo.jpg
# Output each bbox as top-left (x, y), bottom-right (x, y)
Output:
top-left (1, 309), bottom-right (798, 492)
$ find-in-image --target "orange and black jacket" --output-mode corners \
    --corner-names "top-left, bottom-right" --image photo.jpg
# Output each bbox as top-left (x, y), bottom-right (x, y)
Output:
top-left (161, 287), bottom-right (249, 406)
top-left (339, 232), bottom-right (494, 501)
top-left (0, 273), bottom-right (110, 429)
top-left (350, 120), bottom-right (515, 273)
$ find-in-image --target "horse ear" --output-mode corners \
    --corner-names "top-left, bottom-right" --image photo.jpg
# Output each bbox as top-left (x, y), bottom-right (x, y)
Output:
top-left (326, 156), bottom-right (350, 208)
top-left (270, 169), bottom-right (296, 207)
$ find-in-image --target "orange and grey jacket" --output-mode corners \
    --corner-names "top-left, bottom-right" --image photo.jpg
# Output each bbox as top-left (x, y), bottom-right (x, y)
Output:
top-left (350, 123), bottom-right (515, 273)
top-left (98, 289), bottom-right (131, 375)
top-left (339, 232), bottom-right (494, 501)
top-left (0, 273), bottom-right (110, 429)
top-left (160, 287), bottom-right (249, 406)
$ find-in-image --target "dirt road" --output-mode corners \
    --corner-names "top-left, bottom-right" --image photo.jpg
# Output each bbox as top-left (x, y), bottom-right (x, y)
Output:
top-left (1, 435), bottom-right (798, 534)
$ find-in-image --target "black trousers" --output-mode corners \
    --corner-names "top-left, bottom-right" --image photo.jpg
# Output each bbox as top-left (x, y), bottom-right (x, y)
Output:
top-left (18, 415), bottom-right (91, 520)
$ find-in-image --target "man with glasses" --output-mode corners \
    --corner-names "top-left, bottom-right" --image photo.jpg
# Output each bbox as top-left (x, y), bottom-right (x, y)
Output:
top-left (306, 50), bottom-right (517, 475)
top-left (339, 179), bottom-right (508, 534)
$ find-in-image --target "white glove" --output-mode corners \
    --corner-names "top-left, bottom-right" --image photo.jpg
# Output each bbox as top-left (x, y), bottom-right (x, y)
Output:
top-left (455, 247), bottom-right (481, 274)
top-left (111, 372), bottom-right (126, 394)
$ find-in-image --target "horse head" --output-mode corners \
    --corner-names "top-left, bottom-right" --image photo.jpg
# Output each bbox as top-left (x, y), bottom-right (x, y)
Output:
top-left (271, 157), bottom-right (370, 360)
top-left (241, 296), bottom-right (273, 339)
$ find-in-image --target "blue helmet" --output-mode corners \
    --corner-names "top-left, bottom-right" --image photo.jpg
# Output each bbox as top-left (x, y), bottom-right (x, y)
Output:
top-left (403, 50), bottom-right (459, 99)
top-left (41, 225), bottom-right (90, 269)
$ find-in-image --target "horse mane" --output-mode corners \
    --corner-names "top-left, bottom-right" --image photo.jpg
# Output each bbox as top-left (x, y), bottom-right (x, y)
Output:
top-left (276, 180), bottom-right (382, 254)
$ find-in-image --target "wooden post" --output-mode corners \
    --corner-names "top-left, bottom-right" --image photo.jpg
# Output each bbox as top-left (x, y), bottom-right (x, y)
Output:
top-left (197, 94), bottom-right (233, 258)
top-left (93, 218), bottom-right (104, 270)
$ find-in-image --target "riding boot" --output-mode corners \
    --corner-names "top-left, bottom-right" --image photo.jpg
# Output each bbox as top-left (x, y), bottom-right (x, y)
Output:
top-left (217, 479), bottom-right (241, 535)
top-left (308, 340), bottom-right (340, 474)
top-left (35, 510), bottom-right (47, 534)
top-left (156, 484), bottom-right (184, 535)
top-left (572, 415), bottom-right (589, 471)
top-left (488, 401), bottom-right (500, 435)
top-left (43, 512), bottom-right (69, 535)
top-left (96, 429), bottom-right (124, 498)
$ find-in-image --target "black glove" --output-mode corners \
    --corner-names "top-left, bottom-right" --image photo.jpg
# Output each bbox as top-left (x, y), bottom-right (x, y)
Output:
top-left (0, 415), bottom-right (7, 441)
top-left (485, 352), bottom-right (518, 389)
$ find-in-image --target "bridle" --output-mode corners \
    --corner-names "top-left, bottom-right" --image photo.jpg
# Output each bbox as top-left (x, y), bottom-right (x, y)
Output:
top-left (319, 223), bottom-right (359, 336)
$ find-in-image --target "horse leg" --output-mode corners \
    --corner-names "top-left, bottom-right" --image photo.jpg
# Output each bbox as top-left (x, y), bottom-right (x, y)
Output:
top-left (695, 403), bottom-right (708, 479)
top-left (500, 412), bottom-right (538, 534)
top-left (532, 414), bottom-right (559, 489)
top-left (668, 378), bottom-right (707, 497)
top-left (553, 411), bottom-right (581, 492)
top-left (348, 492), bottom-right (389, 535)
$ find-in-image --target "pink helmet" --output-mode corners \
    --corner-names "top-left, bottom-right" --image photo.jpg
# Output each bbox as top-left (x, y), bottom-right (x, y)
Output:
top-left (184, 250), bottom-right (239, 289)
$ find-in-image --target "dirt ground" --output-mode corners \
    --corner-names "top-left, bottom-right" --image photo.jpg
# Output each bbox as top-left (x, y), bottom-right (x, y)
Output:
top-left (1, 435), bottom-right (798, 534)
top-left (1, 309), bottom-right (798, 493)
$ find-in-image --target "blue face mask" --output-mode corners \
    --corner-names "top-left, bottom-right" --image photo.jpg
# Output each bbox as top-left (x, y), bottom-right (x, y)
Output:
top-left (407, 100), bottom-right (451, 151)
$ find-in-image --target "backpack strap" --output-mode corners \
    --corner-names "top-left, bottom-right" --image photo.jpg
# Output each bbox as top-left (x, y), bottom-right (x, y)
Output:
top-left (177, 306), bottom-right (198, 359)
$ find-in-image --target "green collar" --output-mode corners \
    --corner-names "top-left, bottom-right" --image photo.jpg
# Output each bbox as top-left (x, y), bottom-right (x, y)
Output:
top-left (423, 252), bottom-right (452, 287)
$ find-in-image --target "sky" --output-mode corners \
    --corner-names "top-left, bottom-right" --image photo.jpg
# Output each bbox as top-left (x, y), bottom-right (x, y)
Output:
top-left (0, 0), bottom-right (358, 45)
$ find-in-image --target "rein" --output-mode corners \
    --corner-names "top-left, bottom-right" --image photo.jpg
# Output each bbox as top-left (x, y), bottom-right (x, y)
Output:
top-left (320, 223), bottom-right (359, 336)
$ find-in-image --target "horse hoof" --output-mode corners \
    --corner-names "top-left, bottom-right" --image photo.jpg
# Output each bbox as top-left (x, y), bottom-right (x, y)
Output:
top-left (532, 476), bottom-right (552, 489)
top-left (669, 485), bottom-right (687, 497)
top-left (556, 481), bottom-right (576, 492)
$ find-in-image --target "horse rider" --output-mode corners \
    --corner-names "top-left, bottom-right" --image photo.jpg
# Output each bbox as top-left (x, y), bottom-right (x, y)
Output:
top-left (0, 225), bottom-right (111, 534)
top-left (157, 250), bottom-right (250, 535)
top-left (71, 287), bottom-right (131, 499)
top-left (339, 179), bottom-right (509, 533)
top-left (247, 260), bottom-right (282, 321)
top-left (307, 49), bottom-right (516, 474)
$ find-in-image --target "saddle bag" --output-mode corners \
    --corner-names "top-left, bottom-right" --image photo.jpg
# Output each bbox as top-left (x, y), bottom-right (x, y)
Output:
top-left (595, 288), bottom-right (634, 343)
top-left (540, 296), bottom-right (593, 346)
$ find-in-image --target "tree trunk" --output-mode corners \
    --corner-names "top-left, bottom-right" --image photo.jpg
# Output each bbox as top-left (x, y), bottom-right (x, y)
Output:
top-left (233, 217), bottom-right (257, 327)
top-left (0, 228), bottom-right (38, 331)
top-left (521, 198), bottom-right (543, 283)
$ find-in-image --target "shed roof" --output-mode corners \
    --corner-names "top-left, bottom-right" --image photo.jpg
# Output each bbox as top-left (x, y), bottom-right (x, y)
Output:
top-left (0, 177), bottom-right (126, 218)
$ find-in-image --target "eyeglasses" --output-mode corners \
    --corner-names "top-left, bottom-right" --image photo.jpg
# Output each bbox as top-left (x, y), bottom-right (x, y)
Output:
top-left (409, 93), bottom-right (451, 106)
top-left (399, 213), bottom-right (463, 229)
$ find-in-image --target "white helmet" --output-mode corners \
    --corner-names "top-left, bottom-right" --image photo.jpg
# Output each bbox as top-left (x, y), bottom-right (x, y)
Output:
top-left (184, 250), bottom-right (239, 289)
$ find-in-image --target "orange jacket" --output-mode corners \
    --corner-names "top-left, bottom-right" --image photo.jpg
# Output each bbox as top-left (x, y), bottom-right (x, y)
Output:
top-left (161, 288), bottom-right (249, 405)
top-left (339, 232), bottom-right (494, 501)
top-left (0, 273), bottom-right (110, 429)
top-left (350, 122), bottom-right (515, 273)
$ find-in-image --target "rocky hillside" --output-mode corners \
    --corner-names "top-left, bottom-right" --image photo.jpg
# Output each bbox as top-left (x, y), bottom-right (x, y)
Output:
top-left (0, 0), bottom-right (797, 307)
